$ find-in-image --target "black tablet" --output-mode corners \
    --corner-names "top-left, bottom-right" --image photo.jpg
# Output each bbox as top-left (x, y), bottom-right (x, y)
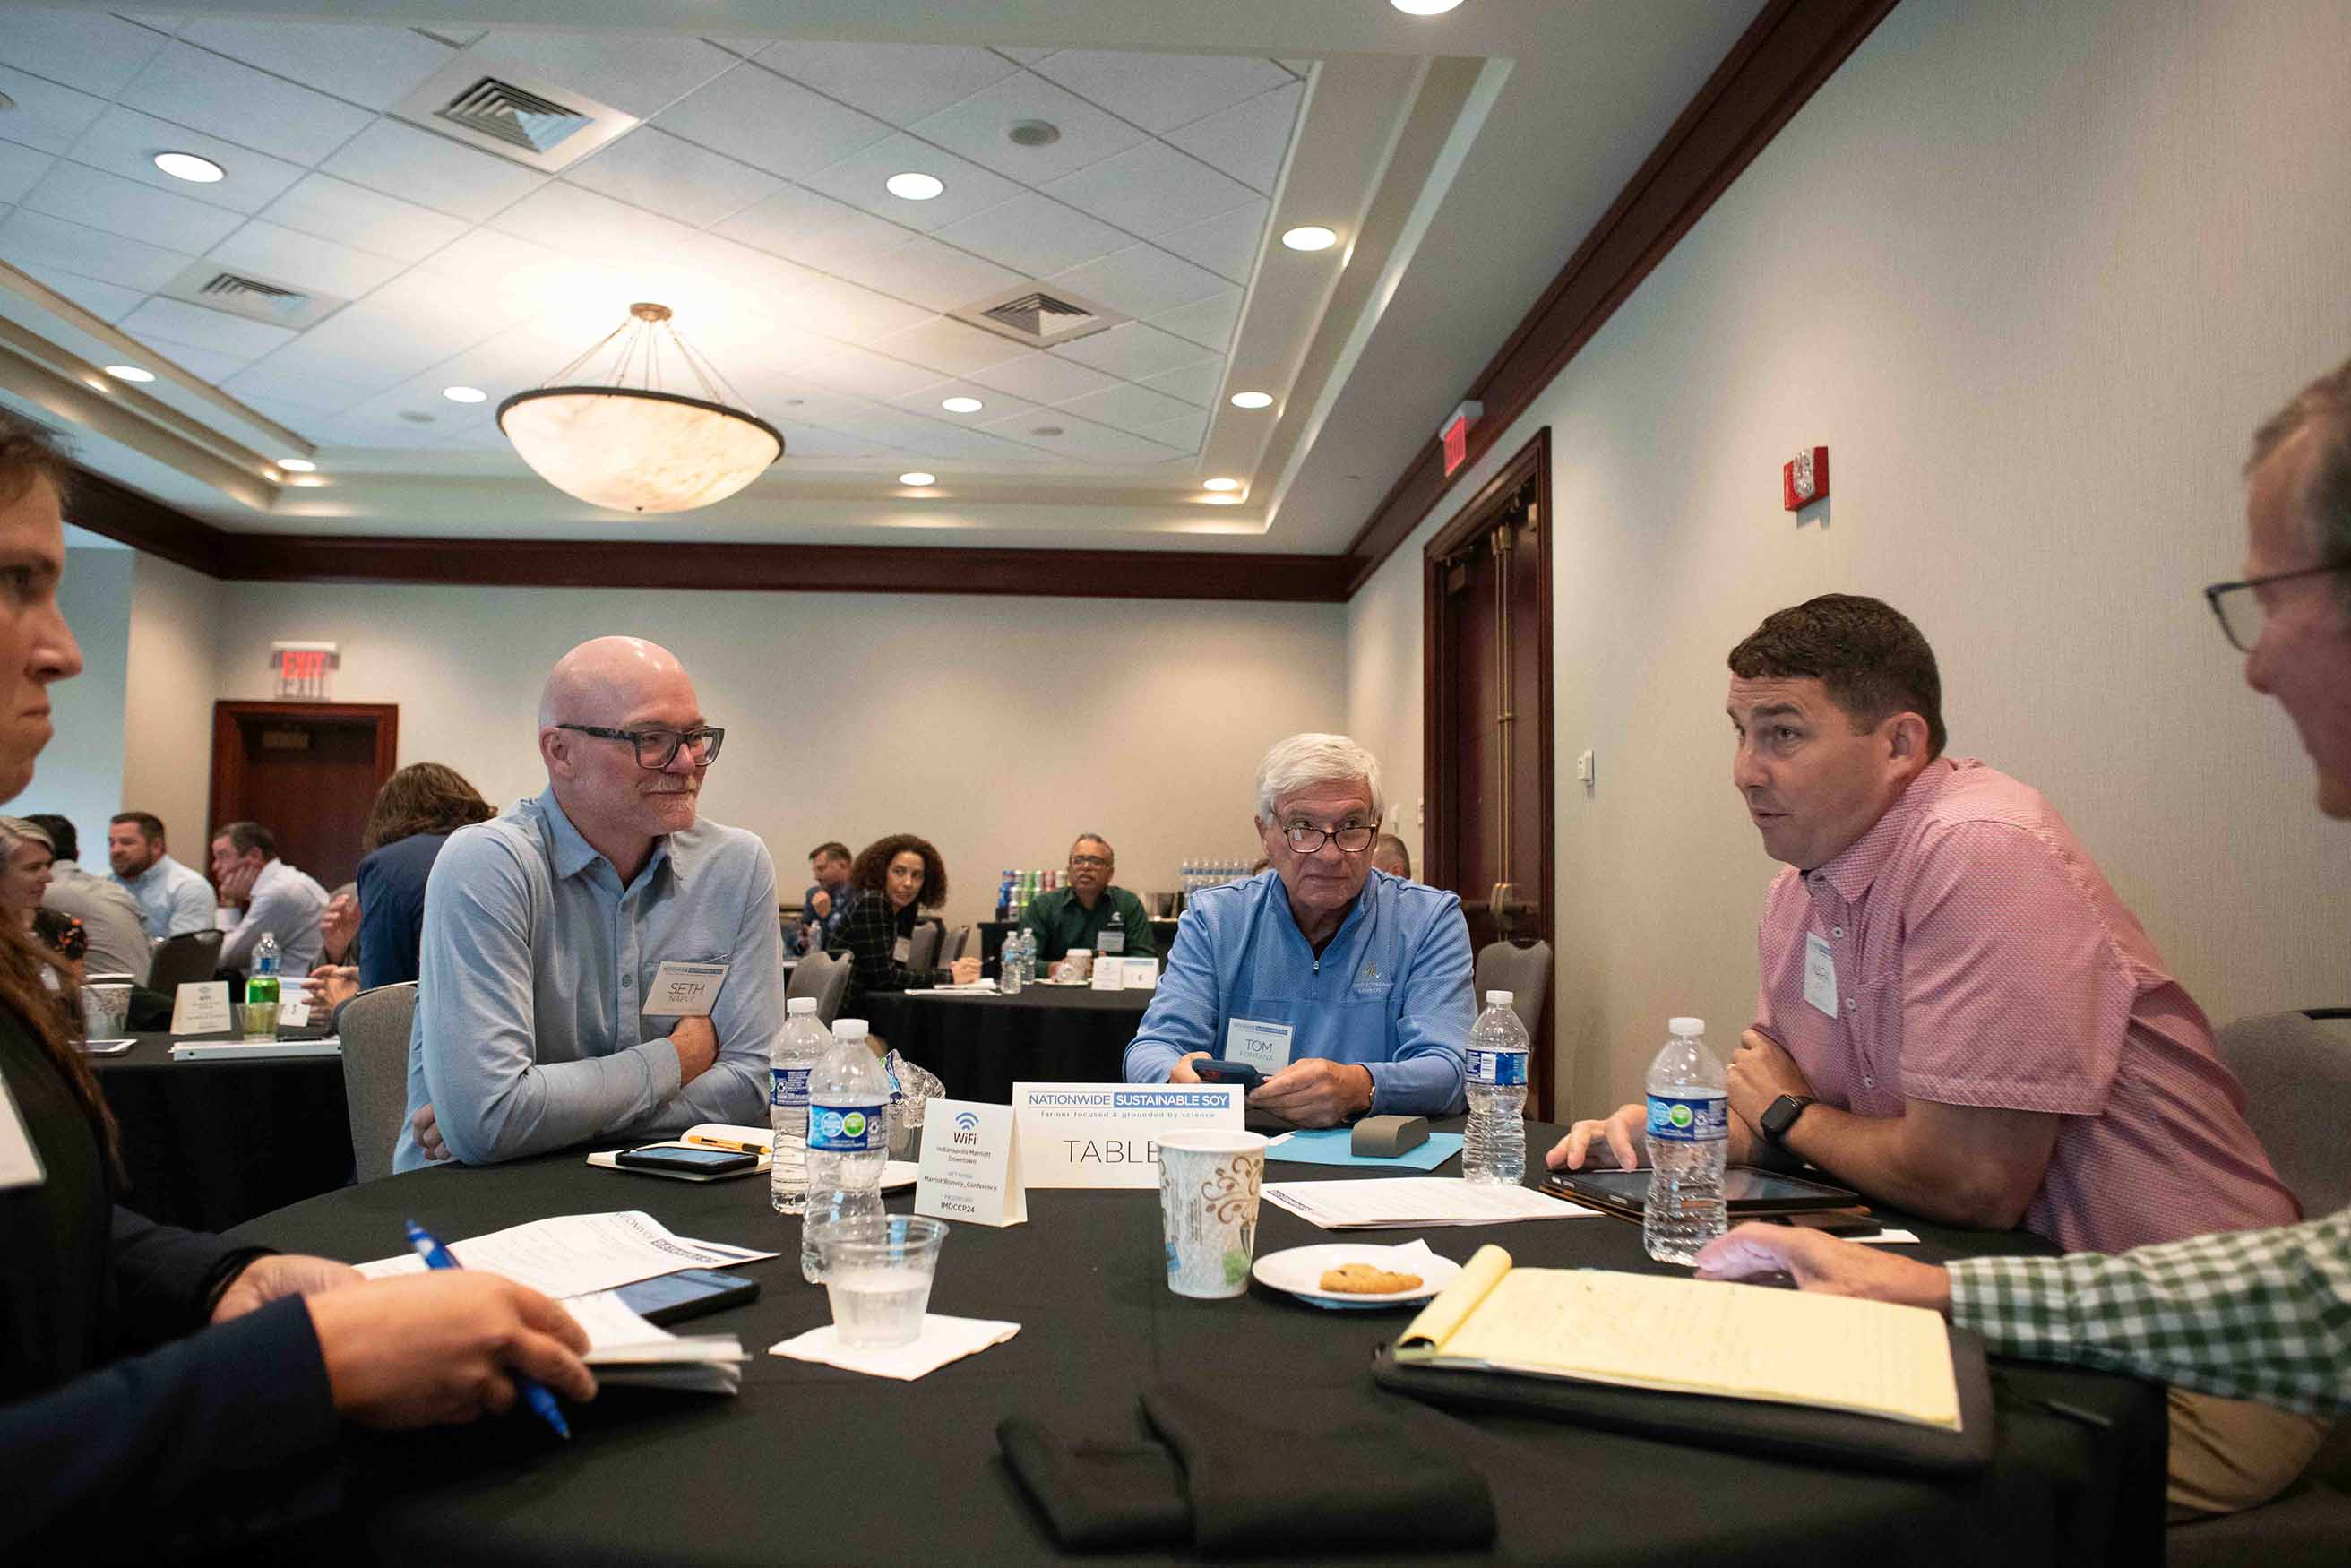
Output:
top-left (1541, 1166), bottom-right (1860, 1219)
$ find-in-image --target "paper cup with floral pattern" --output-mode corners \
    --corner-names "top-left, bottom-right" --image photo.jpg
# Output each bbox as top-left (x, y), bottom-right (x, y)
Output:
top-left (1158, 1130), bottom-right (1268, 1298)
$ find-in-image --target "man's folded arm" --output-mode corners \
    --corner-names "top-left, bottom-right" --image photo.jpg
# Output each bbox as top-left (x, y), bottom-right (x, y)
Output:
top-left (671, 842), bottom-right (784, 1126)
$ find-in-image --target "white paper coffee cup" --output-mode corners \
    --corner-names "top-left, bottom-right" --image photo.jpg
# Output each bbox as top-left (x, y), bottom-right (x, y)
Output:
top-left (1158, 1130), bottom-right (1267, 1299)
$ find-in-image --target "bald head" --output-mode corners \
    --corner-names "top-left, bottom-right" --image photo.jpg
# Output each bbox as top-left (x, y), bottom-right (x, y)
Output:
top-left (539, 636), bottom-right (693, 729)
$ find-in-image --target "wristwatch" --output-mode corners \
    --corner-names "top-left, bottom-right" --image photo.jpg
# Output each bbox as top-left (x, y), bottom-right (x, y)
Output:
top-left (1759, 1093), bottom-right (1815, 1147)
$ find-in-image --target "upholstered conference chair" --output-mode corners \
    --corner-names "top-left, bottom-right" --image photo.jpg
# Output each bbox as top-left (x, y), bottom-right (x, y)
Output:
top-left (1473, 939), bottom-right (1553, 1042)
top-left (337, 981), bottom-right (418, 1183)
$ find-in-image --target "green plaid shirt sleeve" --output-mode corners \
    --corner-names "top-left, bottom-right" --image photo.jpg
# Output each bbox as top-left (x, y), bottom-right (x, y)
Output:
top-left (1945, 1206), bottom-right (2351, 1415)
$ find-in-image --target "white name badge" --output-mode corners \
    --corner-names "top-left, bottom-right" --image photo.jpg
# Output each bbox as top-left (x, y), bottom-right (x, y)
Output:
top-left (892, 936), bottom-right (912, 965)
top-left (171, 980), bottom-right (232, 1036)
top-left (915, 1098), bottom-right (1026, 1228)
top-left (1013, 1081), bottom-right (1242, 1189)
top-left (1225, 1016), bottom-right (1294, 1075)
top-left (278, 996), bottom-right (312, 1029)
top-left (0, 1074), bottom-right (45, 1191)
top-left (1098, 927), bottom-right (1125, 955)
top-left (647, 960), bottom-right (729, 1017)
top-left (1804, 932), bottom-right (1839, 1019)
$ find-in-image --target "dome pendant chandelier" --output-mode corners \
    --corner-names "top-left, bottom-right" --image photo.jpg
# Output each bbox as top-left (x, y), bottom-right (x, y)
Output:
top-left (497, 302), bottom-right (783, 513)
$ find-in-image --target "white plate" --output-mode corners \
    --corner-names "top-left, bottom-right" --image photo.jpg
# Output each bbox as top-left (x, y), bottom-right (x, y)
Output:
top-left (1251, 1243), bottom-right (1460, 1310)
top-left (882, 1159), bottom-right (919, 1192)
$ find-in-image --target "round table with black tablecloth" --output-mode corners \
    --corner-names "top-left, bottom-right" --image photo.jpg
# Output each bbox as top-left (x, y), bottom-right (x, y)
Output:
top-left (860, 983), bottom-right (1152, 1103)
top-left (90, 1030), bottom-right (353, 1232)
top-left (227, 1119), bottom-right (2165, 1567)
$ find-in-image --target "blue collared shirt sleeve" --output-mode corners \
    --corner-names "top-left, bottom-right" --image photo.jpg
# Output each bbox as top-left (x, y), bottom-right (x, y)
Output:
top-left (1365, 901), bottom-right (1473, 1116)
top-left (165, 869), bottom-right (215, 939)
top-left (672, 840), bottom-right (782, 1126)
top-left (1124, 916), bottom-right (1224, 1081)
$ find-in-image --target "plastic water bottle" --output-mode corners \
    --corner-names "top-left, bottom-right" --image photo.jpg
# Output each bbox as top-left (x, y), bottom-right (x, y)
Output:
top-left (769, 997), bottom-right (828, 1215)
top-left (802, 1017), bottom-right (891, 1283)
top-left (1643, 1016), bottom-right (1728, 1264)
top-left (245, 932), bottom-right (280, 1008)
top-left (998, 929), bottom-right (1024, 995)
top-left (1464, 991), bottom-right (1530, 1184)
top-left (1016, 928), bottom-right (1037, 987)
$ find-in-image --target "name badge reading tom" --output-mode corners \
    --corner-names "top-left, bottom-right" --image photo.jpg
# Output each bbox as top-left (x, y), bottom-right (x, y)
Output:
top-left (1224, 1016), bottom-right (1295, 1075)
top-left (1803, 932), bottom-right (1838, 1019)
top-left (648, 960), bottom-right (729, 1017)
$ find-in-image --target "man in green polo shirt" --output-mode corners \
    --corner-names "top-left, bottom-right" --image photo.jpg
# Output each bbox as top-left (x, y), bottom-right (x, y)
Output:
top-left (1024, 833), bottom-right (1158, 969)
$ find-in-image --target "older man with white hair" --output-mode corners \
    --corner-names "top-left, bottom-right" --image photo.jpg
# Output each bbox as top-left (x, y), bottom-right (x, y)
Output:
top-left (394, 636), bottom-right (781, 1172)
top-left (1124, 733), bottom-right (1473, 1124)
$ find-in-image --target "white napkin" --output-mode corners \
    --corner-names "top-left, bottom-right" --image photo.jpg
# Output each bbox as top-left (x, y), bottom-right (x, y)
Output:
top-left (769, 1314), bottom-right (1020, 1380)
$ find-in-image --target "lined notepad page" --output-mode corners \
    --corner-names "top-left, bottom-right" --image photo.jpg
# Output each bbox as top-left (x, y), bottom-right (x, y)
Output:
top-left (1435, 1269), bottom-right (1960, 1429)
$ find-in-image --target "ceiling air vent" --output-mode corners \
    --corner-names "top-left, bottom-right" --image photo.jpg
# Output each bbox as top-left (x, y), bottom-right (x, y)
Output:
top-left (159, 261), bottom-right (344, 330)
top-left (952, 282), bottom-right (1126, 349)
top-left (393, 52), bottom-right (638, 172)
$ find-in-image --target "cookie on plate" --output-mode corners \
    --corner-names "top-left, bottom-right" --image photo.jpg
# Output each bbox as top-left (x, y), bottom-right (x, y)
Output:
top-left (1318, 1262), bottom-right (1424, 1294)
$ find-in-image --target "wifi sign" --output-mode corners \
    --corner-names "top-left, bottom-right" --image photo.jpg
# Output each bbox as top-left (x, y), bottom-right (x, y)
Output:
top-left (954, 1111), bottom-right (980, 1133)
top-left (952, 1108), bottom-right (982, 1147)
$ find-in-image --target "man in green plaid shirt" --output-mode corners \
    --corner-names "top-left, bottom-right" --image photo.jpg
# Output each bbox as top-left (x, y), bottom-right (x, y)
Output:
top-left (1697, 356), bottom-right (2351, 1518)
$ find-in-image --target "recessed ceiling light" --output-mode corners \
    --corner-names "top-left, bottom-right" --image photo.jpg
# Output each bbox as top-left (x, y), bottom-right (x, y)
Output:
top-left (1007, 120), bottom-right (1061, 147)
top-left (886, 172), bottom-right (944, 201)
top-left (443, 385), bottom-right (487, 403)
top-left (152, 151), bottom-right (224, 183)
top-left (1203, 477), bottom-right (1241, 492)
top-left (941, 395), bottom-right (984, 413)
top-left (102, 364), bottom-right (153, 383)
top-left (1229, 391), bottom-right (1274, 409)
top-left (276, 457), bottom-right (316, 473)
top-left (1391, 0), bottom-right (1465, 13)
top-left (899, 471), bottom-right (936, 487)
top-left (1281, 225), bottom-right (1339, 252)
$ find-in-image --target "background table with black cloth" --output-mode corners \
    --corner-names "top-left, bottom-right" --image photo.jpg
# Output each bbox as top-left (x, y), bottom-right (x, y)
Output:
top-left (228, 1118), bottom-right (2164, 1567)
top-left (861, 984), bottom-right (1152, 1102)
top-left (91, 1030), bottom-right (353, 1231)
top-left (978, 917), bottom-right (1181, 969)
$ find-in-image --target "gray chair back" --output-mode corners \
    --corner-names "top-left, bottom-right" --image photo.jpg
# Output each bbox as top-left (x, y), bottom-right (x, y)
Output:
top-left (1474, 938), bottom-right (1553, 1041)
top-left (939, 924), bottom-right (970, 964)
top-left (907, 920), bottom-right (941, 976)
top-left (785, 950), bottom-right (853, 1026)
top-left (2213, 1009), bottom-right (2351, 1218)
top-left (338, 982), bottom-right (418, 1183)
top-left (145, 929), bottom-right (223, 993)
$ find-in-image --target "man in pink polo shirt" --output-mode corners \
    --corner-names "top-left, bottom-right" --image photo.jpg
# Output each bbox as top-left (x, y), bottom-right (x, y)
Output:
top-left (1548, 591), bottom-right (2306, 1512)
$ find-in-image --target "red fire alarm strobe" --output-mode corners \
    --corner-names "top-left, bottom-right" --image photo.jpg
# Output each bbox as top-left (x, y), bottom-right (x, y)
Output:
top-left (1441, 401), bottom-right (1483, 477)
top-left (1784, 446), bottom-right (1829, 511)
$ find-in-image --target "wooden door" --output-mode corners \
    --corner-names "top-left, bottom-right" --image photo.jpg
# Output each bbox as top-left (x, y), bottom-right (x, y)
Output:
top-left (208, 702), bottom-right (398, 891)
top-left (1424, 431), bottom-right (1555, 1116)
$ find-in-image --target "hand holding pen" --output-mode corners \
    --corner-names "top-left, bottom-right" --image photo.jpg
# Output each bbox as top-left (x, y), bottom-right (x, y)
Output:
top-left (404, 1220), bottom-right (581, 1438)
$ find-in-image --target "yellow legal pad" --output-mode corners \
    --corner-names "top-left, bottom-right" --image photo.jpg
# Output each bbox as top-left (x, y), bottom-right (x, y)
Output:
top-left (1394, 1245), bottom-right (1961, 1430)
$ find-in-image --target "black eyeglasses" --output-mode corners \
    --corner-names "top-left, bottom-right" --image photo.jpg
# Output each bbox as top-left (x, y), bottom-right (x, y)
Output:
top-left (2203, 564), bottom-right (2351, 652)
top-left (555, 723), bottom-right (725, 769)
top-left (1279, 823), bottom-right (1378, 854)
top-left (1068, 855), bottom-right (1111, 869)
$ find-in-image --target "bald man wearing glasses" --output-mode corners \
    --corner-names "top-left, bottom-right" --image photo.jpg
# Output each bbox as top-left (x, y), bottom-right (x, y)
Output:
top-left (395, 636), bottom-right (781, 1172)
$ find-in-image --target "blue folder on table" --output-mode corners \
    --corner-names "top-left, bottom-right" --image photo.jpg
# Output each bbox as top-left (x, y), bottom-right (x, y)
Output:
top-left (1265, 1129), bottom-right (1462, 1171)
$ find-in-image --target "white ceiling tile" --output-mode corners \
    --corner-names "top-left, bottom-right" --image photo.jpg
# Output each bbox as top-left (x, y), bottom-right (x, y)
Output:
top-left (0, 65), bottom-right (107, 154)
top-left (757, 42), bottom-right (1017, 129)
top-left (410, 228), bottom-right (623, 317)
top-left (60, 106), bottom-right (307, 215)
top-left (564, 127), bottom-right (784, 229)
top-left (254, 172), bottom-right (468, 264)
top-left (709, 183), bottom-right (915, 270)
top-left (771, 424), bottom-right (891, 459)
top-left (1136, 409), bottom-right (1208, 452)
top-left (854, 237), bottom-right (1022, 314)
top-left (760, 270), bottom-right (934, 342)
top-left (890, 376), bottom-right (1038, 421)
top-left (0, 207), bottom-right (194, 291)
top-left (933, 191), bottom-right (1127, 280)
top-left (1279, 59), bottom-right (1313, 77)
top-left (1151, 200), bottom-right (1266, 284)
top-left (119, 294), bottom-right (297, 358)
top-left (412, 25), bottom-right (484, 50)
top-left (320, 118), bottom-right (547, 223)
top-left (22, 159), bottom-right (242, 252)
top-left (233, 394), bottom-right (327, 437)
top-left (1049, 243), bottom-right (1224, 320)
top-left (125, 336), bottom-right (253, 383)
top-left (869, 313), bottom-right (1028, 376)
top-left (16, 263), bottom-right (142, 323)
top-left (0, 11), bottom-right (168, 98)
top-left (801, 345), bottom-right (945, 402)
top-left (887, 423), bottom-right (1049, 463)
top-left (117, 42), bottom-right (373, 165)
top-left (1150, 287), bottom-right (1243, 352)
top-left (0, 140), bottom-right (53, 205)
top-left (209, 219), bottom-right (405, 297)
top-left (487, 180), bottom-right (693, 264)
top-left (1031, 50), bottom-right (1291, 135)
top-left (654, 63), bottom-right (891, 181)
top-left (701, 37), bottom-right (770, 60)
top-left (1136, 358), bottom-right (1223, 407)
top-left (1045, 142), bottom-right (1259, 240)
top-left (1049, 319), bottom-right (1216, 381)
top-left (218, 360), bottom-right (382, 415)
top-left (963, 349), bottom-right (1122, 405)
top-left (984, 409), bottom-right (1178, 463)
top-left (469, 32), bottom-right (736, 120)
top-left (799, 131), bottom-right (1023, 234)
top-left (314, 406), bottom-right (466, 449)
top-left (907, 73), bottom-right (1147, 185)
top-left (1055, 380), bottom-right (1202, 437)
top-left (995, 48), bottom-right (1055, 66)
top-left (1162, 82), bottom-right (1302, 194)
top-left (174, 19), bottom-right (452, 112)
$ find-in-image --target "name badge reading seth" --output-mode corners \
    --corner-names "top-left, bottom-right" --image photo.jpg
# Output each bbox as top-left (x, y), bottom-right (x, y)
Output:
top-left (1803, 932), bottom-right (1838, 1019)
top-left (648, 961), bottom-right (729, 1017)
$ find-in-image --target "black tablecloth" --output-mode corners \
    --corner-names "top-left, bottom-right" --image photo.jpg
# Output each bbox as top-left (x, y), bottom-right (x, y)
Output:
top-left (861, 984), bottom-right (1153, 1102)
top-left (227, 1120), bottom-right (2165, 1566)
top-left (91, 1031), bottom-right (353, 1231)
top-left (979, 918), bottom-right (1181, 967)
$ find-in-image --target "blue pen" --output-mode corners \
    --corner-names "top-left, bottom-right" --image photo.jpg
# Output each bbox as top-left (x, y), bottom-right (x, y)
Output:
top-left (405, 1219), bottom-right (573, 1440)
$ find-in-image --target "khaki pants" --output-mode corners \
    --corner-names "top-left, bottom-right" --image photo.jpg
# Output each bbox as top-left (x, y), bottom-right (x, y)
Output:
top-left (2166, 1387), bottom-right (2334, 1520)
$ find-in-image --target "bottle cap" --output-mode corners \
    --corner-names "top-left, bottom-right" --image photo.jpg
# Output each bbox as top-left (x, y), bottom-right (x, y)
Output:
top-left (786, 996), bottom-right (817, 1015)
top-left (832, 1018), bottom-right (867, 1040)
top-left (1668, 1016), bottom-right (1705, 1036)
top-left (1485, 990), bottom-right (1513, 1007)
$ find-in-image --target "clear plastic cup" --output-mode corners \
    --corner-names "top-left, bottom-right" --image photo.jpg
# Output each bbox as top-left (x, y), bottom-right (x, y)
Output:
top-left (236, 1001), bottom-right (278, 1040)
top-left (812, 1214), bottom-right (948, 1348)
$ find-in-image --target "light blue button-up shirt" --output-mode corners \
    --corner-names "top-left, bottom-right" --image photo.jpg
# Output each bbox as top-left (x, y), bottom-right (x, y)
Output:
top-left (116, 853), bottom-right (214, 941)
top-left (1124, 869), bottom-right (1472, 1116)
top-left (393, 788), bottom-right (782, 1172)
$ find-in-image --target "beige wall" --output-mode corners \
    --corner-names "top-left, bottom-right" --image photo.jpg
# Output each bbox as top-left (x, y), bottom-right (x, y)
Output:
top-left (118, 551), bottom-right (220, 859)
top-left (1348, 0), bottom-right (2351, 1116)
top-left (33, 547), bottom-right (133, 845)
top-left (198, 581), bottom-right (1343, 927)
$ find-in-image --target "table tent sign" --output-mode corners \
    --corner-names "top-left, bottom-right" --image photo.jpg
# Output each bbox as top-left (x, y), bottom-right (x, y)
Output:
top-left (170, 981), bottom-right (232, 1036)
top-left (1012, 1082), bottom-right (1243, 1190)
